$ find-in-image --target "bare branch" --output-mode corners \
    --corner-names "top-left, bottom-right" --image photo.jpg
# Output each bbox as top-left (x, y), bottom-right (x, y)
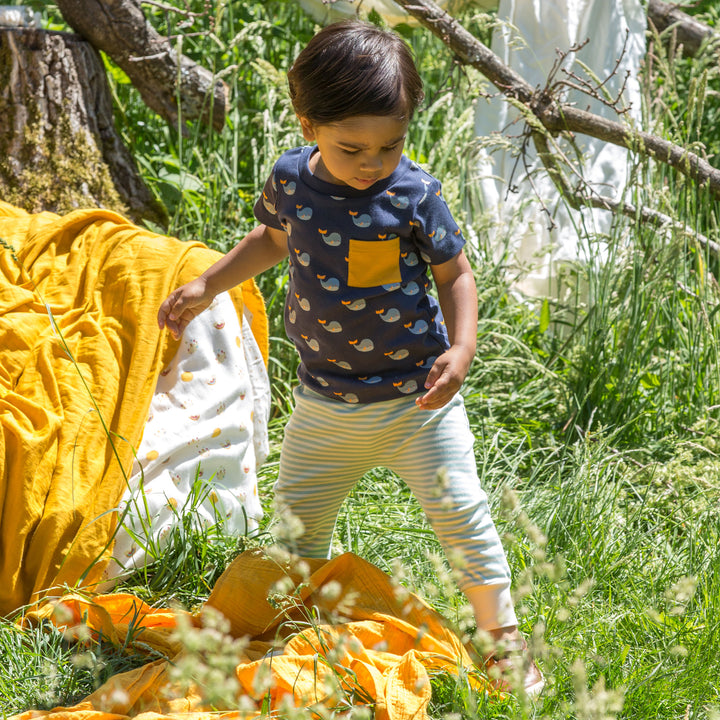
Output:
top-left (139, 0), bottom-right (205, 18)
top-left (395, 0), bottom-right (720, 199)
top-left (532, 131), bottom-right (718, 257)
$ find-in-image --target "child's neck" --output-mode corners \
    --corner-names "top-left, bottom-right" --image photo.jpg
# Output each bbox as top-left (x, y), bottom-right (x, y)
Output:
top-left (308, 148), bottom-right (340, 186)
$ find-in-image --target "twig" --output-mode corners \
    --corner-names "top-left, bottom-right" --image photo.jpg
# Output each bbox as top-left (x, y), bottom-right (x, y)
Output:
top-left (532, 130), bottom-right (719, 257)
top-left (139, 0), bottom-right (205, 17)
top-left (394, 0), bottom-right (720, 198)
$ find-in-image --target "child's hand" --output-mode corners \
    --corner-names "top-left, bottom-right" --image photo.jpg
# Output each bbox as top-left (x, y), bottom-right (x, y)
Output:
top-left (415, 345), bottom-right (473, 410)
top-left (158, 277), bottom-right (214, 340)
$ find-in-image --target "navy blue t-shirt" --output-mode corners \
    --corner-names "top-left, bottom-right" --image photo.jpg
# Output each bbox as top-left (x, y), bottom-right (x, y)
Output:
top-left (254, 146), bottom-right (466, 403)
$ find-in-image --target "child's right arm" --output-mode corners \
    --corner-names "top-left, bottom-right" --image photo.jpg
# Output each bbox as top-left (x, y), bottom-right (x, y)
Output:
top-left (158, 223), bottom-right (288, 340)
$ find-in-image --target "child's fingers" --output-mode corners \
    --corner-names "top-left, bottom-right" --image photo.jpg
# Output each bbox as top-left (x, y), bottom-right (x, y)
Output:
top-left (415, 386), bottom-right (437, 409)
top-left (168, 293), bottom-right (190, 322)
top-left (158, 290), bottom-right (179, 327)
top-left (158, 291), bottom-right (189, 339)
top-left (166, 317), bottom-right (182, 340)
top-left (423, 358), bottom-right (444, 390)
top-left (417, 352), bottom-right (467, 410)
top-left (417, 382), bottom-right (451, 410)
top-left (416, 359), bottom-right (445, 409)
top-left (168, 317), bottom-right (185, 340)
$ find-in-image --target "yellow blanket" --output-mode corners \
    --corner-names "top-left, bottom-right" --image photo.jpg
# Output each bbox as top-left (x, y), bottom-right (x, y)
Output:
top-left (0, 202), bottom-right (267, 616)
top-left (12, 550), bottom-right (489, 720)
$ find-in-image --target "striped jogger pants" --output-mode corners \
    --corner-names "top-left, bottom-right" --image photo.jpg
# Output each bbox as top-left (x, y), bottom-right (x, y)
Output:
top-left (273, 384), bottom-right (517, 630)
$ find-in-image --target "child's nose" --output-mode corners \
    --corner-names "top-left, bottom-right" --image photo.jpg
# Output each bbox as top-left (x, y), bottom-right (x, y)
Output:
top-left (361, 154), bottom-right (383, 171)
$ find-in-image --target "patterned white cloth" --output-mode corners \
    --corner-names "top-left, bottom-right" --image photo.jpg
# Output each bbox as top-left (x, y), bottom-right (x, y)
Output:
top-left (107, 291), bottom-right (270, 579)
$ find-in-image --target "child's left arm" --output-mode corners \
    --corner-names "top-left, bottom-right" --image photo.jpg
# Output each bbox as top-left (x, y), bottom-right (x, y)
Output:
top-left (416, 249), bottom-right (478, 410)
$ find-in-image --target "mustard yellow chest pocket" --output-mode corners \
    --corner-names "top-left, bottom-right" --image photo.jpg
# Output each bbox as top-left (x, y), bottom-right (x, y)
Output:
top-left (347, 237), bottom-right (401, 288)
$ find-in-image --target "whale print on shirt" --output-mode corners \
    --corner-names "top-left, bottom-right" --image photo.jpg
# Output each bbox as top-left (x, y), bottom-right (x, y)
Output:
top-left (394, 380), bottom-right (419, 394)
top-left (401, 281), bottom-right (421, 296)
top-left (319, 229), bottom-right (342, 246)
top-left (294, 248), bottom-right (310, 266)
top-left (405, 319), bottom-right (429, 335)
top-left (328, 358), bottom-right (352, 370)
top-left (302, 335), bottom-right (319, 351)
top-left (418, 177), bottom-right (432, 204)
top-left (334, 392), bottom-right (359, 403)
top-left (318, 276), bottom-right (340, 291)
top-left (388, 192), bottom-right (410, 210)
top-left (349, 211), bottom-right (372, 228)
top-left (349, 338), bottom-right (374, 352)
top-left (385, 349), bottom-right (410, 361)
top-left (296, 205), bottom-right (313, 221)
top-left (281, 179), bottom-right (296, 195)
top-left (402, 251), bottom-right (419, 267)
top-left (376, 308), bottom-right (401, 323)
top-left (416, 356), bottom-right (437, 369)
top-left (429, 226), bottom-right (447, 242)
top-left (262, 193), bottom-right (276, 215)
top-left (318, 319), bottom-right (343, 332)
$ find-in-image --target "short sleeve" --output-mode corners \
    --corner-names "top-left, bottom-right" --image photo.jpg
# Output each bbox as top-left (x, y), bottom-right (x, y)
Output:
top-left (253, 167), bottom-right (284, 230)
top-left (412, 175), bottom-right (465, 265)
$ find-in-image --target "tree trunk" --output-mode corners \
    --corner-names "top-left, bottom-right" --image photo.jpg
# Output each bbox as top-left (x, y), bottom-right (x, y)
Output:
top-left (55, 0), bottom-right (229, 132)
top-left (0, 27), bottom-right (166, 226)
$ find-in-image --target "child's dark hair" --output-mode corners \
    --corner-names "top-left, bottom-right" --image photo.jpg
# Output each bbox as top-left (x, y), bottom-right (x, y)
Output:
top-left (287, 20), bottom-right (424, 125)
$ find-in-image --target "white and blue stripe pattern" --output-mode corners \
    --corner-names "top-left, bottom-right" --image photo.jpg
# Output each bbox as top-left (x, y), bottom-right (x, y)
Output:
top-left (274, 385), bottom-right (516, 627)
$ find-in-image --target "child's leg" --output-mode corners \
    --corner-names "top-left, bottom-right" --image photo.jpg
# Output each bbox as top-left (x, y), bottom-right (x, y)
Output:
top-left (383, 393), bottom-right (517, 632)
top-left (382, 394), bottom-right (544, 694)
top-left (273, 385), bottom-right (374, 558)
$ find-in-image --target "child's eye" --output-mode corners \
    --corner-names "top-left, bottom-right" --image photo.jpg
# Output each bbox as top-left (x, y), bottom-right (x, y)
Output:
top-left (341, 148), bottom-right (359, 155)
top-left (382, 143), bottom-right (401, 152)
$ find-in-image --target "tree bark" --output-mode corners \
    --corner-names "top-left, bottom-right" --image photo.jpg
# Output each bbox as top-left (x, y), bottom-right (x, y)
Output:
top-left (0, 27), bottom-right (166, 225)
top-left (647, 0), bottom-right (718, 57)
top-left (394, 0), bottom-right (720, 199)
top-left (55, 0), bottom-right (228, 132)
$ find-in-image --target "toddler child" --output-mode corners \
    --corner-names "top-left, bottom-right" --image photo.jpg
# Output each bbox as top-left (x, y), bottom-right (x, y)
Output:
top-left (158, 18), bottom-right (542, 696)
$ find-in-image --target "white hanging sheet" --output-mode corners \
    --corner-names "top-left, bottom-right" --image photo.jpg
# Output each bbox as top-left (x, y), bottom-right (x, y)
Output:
top-left (474, 0), bottom-right (647, 297)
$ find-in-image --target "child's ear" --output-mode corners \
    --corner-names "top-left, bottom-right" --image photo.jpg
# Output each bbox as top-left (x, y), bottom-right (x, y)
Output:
top-left (298, 116), bottom-right (316, 142)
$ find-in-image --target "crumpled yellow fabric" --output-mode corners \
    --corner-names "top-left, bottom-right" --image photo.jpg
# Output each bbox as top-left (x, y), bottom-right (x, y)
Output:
top-left (12, 550), bottom-right (490, 720)
top-left (0, 202), bottom-right (267, 616)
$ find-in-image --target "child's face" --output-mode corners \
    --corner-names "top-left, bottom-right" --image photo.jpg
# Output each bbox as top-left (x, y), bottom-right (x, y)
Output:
top-left (299, 114), bottom-right (408, 191)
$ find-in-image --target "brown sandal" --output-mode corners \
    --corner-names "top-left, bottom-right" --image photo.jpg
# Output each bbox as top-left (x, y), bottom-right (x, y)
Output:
top-left (470, 636), bottom-right (545, 698)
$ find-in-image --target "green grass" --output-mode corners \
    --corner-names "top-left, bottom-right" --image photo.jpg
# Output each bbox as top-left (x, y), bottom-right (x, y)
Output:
top-left (3, 0), bottom-right (720, 718)
top-left (0, 619), bottom-right (153, 713)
